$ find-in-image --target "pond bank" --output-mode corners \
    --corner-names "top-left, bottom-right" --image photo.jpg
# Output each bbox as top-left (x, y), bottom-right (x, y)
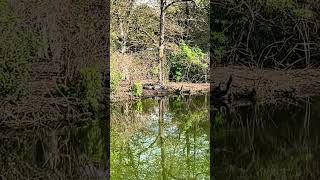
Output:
top-left (111, 80), bottom-right (209, 102)
top-left (213, 66), bottom-right (320, 104)
top-left (112, 66), bottom-right (320, 103)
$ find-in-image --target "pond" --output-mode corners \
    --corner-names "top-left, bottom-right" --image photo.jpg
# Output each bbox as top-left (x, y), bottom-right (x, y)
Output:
top-left (1, 95), bottom-right (320, 179)
top-left (212, 96), bottom-right (320, 179)
top-left (111, 95), bottom-right (320, 179)
top-left (111, 95), bottom-right (210, 179)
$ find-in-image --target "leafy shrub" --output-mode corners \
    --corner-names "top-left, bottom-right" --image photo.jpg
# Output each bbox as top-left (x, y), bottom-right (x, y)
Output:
top-left (169, 40), bottom-right (208, 82)
top-left (150, 64), bottom-right (159, 79)
top-left (78, 67), bottom-right (103, 112)
top-left (133, 100), bottom-right (143, 112)
top-left (110, 56), bottom-right (122, 92)
top-left (212, 32), bottom-right (228, 63)
top-left (131, 81), bottom-right (143, 97)
top-left (55, 67), bottom-right (102, 112)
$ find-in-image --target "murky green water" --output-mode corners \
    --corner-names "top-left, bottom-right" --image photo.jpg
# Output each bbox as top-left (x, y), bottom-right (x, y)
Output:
top-left (111, 95), bottom-right (210, 179)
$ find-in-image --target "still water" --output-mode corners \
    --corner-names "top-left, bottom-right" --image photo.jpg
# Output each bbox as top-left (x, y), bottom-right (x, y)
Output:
top-left (112, 95), bottom-right (320, 179)
top-left (1, 95), bottom-right (320, 179)
top-left (213, 96), bottom-right (320, 179)
top-left (111, 95), bottom-right (210, 179)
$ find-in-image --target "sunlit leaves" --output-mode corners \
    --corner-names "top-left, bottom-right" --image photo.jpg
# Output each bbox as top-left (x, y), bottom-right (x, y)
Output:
top-left (169, 40), bottom-right (209, 82)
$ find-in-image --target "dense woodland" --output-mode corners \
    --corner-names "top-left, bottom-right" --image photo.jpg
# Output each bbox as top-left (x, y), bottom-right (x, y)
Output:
top-left (110, 0), bottom-right (320, 100)
top-left (210, 0), bottom-right (320, 68)
top-left (110, 0), bottom-right (210, 93)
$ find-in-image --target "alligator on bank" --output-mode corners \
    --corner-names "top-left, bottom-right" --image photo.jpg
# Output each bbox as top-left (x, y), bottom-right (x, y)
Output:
top-left (143, 83), bottom-right (191, 93)
top-left (142, 83), bottom-right (169, 97)
top-left (142, 83), bottom-right (191, 97)
top-left (143, 83), bottom-right (166, 90)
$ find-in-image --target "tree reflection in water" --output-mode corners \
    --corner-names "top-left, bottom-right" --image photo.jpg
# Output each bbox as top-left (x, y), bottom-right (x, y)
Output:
top-left (111, 95), bottom-right (210, 179)
top-left (212, 96), bottom-right (320, 179)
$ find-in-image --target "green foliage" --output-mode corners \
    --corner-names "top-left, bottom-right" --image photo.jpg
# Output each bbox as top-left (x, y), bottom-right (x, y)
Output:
top-left (131, 81), bottom-right (143, 97)
top-left (0, 0), bottom-right (39, 98)
top-left (150, 64), bottom-right (159, 79)
top-left (55, 67), bottom-right (102, 112)
top-left (78, 67), bottom-right (102, 112)
top-left (133, 100), bottom-right (143, 112)
top-left (180, 40), bottom-right (206, 66)
top-left (169, 40), bottom-right (208, 82)
top-left (170, 54), bottom-right (183, 81)
top-left (212, 32), bottom-right (228, 63)
top-left (212, 32), bottom-right (228, 46)
top-left (110, 31), bottom-right (118, 52)
top-left (110, 60), bottom-right (122, 92)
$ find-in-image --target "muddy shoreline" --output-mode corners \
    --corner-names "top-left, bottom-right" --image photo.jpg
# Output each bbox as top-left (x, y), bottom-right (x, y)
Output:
top-left (112, 66), bottom-right (320, 103)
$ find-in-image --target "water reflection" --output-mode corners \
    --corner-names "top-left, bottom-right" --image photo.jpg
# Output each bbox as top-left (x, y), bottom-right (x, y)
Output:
top-left (212, 96), bottom-right (320, 179)
top-left (0, 120), bottom-right (107, 179)
top-left (111, 95), bottom-right (210, 179)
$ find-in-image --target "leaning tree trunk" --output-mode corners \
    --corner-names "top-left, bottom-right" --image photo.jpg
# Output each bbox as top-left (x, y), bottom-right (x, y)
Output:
top-left (159, 0), bottom-right (166, 85)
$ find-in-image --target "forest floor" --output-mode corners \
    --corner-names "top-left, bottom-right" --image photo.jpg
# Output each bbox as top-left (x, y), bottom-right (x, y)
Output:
top-left (112, 65), bottom-right (320, 103)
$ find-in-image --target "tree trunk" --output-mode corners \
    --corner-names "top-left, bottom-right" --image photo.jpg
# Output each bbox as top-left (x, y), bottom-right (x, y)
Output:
top-left (184, 2), bottom-right (190, 40)
top-left (159, 0), bottom-right (166, 85)
top-left (119, 19), bottom-right (127, 54)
